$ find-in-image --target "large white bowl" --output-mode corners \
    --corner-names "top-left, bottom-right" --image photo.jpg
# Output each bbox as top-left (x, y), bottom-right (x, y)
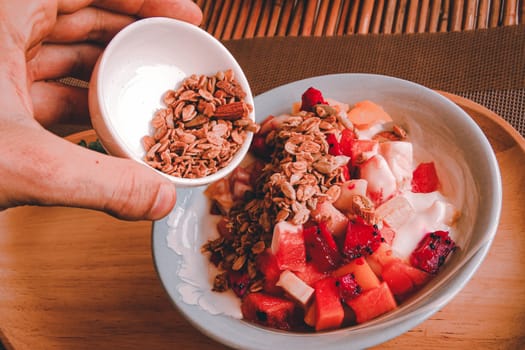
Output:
top-left (88, 17), bottom-right (255, 187)
top-left (152, 74), bottom-right (502, 349)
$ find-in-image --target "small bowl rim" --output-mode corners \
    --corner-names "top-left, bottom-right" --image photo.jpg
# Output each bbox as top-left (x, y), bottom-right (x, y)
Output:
top-left (93, 17), bottom-right (255, 188)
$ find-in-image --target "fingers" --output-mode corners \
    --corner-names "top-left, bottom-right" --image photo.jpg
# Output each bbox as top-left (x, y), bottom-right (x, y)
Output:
top-left (92, 0), bottom-right (202, 25)
top-left (28, 43), bottom-right (102, 81)
top-left (50, 0), bottom-right (202, 44)
top-left (31, 81), bottom-right (89, 126)
top-left (48, 7), bottom-right (135, 44)
top-left (0, 124), bottom-right (177, 220)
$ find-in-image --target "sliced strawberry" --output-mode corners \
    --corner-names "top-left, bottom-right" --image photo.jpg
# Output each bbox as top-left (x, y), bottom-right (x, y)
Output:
top-left (343, 219), bottom-right (382, 260)
top-left (228, 270), bottom-right (251, 298)
top-left (300, 87), bottom-right (327, 112)
top-left (339, 128), bottom-right (355, 157)
top-left (326, 133), bottom-right (342, 156)
top-left (410, 230), bottom-right (456, 274)
top-left (411, 162), bottom-right (439, 193)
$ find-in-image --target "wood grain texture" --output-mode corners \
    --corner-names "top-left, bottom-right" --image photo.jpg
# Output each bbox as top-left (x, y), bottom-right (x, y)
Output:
top-left (197, 0), bottom-right (520, 39)
top-left (0, 95), bottom-right (524, 349)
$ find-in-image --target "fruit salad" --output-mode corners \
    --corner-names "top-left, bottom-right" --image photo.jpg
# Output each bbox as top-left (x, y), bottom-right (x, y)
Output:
top-left (202, 87), bottom-right (460, 332)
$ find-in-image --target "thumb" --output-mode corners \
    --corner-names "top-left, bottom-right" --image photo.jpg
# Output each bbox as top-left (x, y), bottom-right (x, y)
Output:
top-left (1, 125), bottom-right (177, 220)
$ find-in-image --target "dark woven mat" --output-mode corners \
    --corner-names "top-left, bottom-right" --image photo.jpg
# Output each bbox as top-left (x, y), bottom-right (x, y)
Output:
top-left (224, 24), bottom-right (525, 136)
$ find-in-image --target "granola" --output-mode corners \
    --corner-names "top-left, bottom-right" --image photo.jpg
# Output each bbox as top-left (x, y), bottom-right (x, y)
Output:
top-left (142, 70), bottom-right (258, 178)
top-left (202, 100), bottom-right (352, 292)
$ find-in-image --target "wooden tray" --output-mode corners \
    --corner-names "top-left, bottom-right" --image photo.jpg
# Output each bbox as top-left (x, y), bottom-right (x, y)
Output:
top-left (0, 93), bottom-right (523, 349)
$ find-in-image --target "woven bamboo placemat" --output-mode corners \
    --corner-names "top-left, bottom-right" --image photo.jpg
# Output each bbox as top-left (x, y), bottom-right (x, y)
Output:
top-left (224, 24), bottom-right (525, 136)
top-left (58, 24), bottom-right (524, 137)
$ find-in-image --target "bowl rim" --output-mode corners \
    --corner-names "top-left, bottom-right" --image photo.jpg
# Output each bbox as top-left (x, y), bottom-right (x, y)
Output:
top-left (93, 17), bottom-right (255, 188)
top-left (151, 73), bottom-right (502, 349)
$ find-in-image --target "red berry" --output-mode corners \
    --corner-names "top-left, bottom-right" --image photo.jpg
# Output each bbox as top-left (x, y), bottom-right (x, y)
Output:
top-left (300, 87), bottom-right (327, 112)
top-left (326, 133), bottom-right (342, 156)
top-left (250, 133), bottom-right (271, 160)
top-left (410, 230), bottom-right (456, 274)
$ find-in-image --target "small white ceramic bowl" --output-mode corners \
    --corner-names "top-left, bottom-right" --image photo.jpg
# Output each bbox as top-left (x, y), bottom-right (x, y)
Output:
top-left (88, 17), bottom-right (255, 187)
top-left (152, 74), bottom-right (503, 349)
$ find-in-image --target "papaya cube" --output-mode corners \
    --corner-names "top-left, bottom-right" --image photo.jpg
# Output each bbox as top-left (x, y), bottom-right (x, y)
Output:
top-left (241, 292), bottom-right (296, 330)
top-left (271, 221), bottom-right (306, 272)
top-left (381, 260), bottom-right (431, 297)
top-left (347, 100), bottom-right (393, 130)
top-left (303, 300), bottom-right (317, 327)
top-left (313, 277), bottom-right (344, 331)
top-left (333, 257), bottom-right (380, 291)
top-left (346, 282), bottom-right (397, 324)
top-left (365, 242), bottom-right (398, 277)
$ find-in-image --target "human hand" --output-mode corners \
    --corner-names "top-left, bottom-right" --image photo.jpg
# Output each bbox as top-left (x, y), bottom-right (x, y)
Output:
top-left (0, 0), bottom-right (202, 220)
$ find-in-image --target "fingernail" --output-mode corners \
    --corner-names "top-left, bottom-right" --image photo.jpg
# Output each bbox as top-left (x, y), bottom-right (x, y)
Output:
top-left (149, 182), bottom-right (177, 220)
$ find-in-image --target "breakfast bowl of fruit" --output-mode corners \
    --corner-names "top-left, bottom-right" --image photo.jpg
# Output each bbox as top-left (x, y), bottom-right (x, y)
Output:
top-left (152, 73), bottom-right (501, 349)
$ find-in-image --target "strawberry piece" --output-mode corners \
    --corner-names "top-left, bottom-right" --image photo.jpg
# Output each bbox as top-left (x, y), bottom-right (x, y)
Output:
top-left (410, 230), bottom-right (456, 274)
top-left (411, 162), bottom-right (439, 193)
top-left (326, 133), bottom-right (342, 156)
top-left (300, 87), bottom-right (327, 112)
top-left (343, 219), bottom-right (382, 260)
top-left (241, 292), bottom-right (296, 330)
top-left (250, 133), bottom-right (271, 160)
top-left (336, 273), bottom-right (362, 302)
top-left (228, 270), bottom-right (251, 298)
top-left (303, 224), bottom-right (342, 272)
top-left (339, 128), bottom-right (355, 157)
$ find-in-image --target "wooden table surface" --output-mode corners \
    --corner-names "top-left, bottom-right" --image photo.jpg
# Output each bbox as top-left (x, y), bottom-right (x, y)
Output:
top-left (0, 95), bottom-right (524, 350)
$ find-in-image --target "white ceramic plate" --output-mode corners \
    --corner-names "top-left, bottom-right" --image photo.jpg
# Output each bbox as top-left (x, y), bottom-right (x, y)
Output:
top-left (152, 74), bottom-right (500, 349)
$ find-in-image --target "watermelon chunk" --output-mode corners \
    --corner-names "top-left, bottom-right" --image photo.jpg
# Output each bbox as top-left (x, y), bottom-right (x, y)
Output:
top-left (346, 282), bottom-right (397, 324)
top-left (294, 262), bottom-right (328, 287)
top-left (411, 162), bottom-right (439, 193)
top-left (256, 250), bottom-right (284, 295)
top-left (241, 292), bottom-right (297, 330)
top-left (313, 277), bottom-right (344, 331)
top-left (271, 221), bottom-right (306, 272)
top-left (381, 260), bottom-right (431, 298)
